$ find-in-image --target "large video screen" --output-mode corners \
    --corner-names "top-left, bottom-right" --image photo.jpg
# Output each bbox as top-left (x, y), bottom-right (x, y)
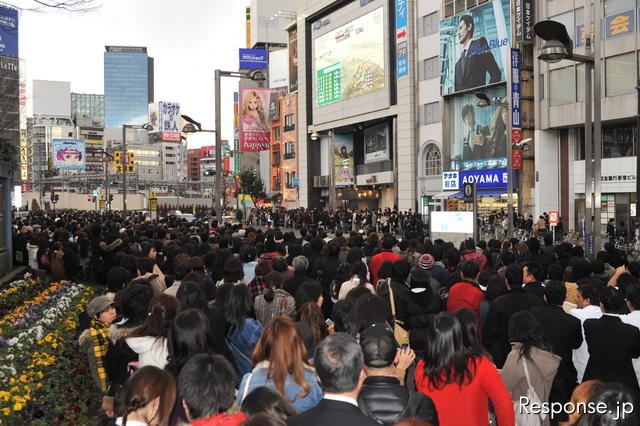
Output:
top-left (440, 0), bottom-right (510, 95)
top-left (449, 86), bottom-right (508, 171)
top-left (314, 7), bottom-right (385, 106)
top-left (431, 211), bottom-right (474, 234)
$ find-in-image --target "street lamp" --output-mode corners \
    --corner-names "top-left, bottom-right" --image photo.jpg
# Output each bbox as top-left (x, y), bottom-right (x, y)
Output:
top-left (475, 93), bottom-right (514, 237)
top-left (121, 123), bottom-right (153, 212)
top-left (534, 17), bottom-right (602, 255)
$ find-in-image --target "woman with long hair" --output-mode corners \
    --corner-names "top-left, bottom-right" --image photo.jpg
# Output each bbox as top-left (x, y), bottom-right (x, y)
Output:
top-left (236, 317), bottom-right (322, 412)
top-left (116, 366), bottom-right (176, 426)
top-left (224, 284), bottom-right (264, 381)
top-left (329, 263), bottom-right (352, 303)
top-left (415, 312), bottom-right (514, 426)
top-left (126, 294), bottom-right (181, 369)
top-left (487, 105), bottom-right (508, 158)
top-left (296, 301), bottom-right (328, 351)
top-left (500, 310), bottom-right (560, 426)
top-left (165, 308), bottom-right (217, 378)
top-left (241, 386), bottom-right (297, 420)
top-left (337, 261), bottom-right (374, 301)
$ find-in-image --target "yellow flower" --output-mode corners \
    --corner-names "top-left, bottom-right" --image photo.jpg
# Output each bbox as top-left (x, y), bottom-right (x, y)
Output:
top-left (13, 402), bottom-right (22, 411)
top-left (1, 407), bottom-right (10, 415)
top-left (36, 384), bottom-right (42, 389)
top-left (44, 335), bottom-right (52, 343)
top-left (19, 375), bottom-right (27, 383)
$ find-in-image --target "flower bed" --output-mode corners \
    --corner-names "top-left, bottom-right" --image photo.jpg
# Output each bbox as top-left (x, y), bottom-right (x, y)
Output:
top-left (0, 277), bottom-right (99, 425)
top-left (0, 274), bottom-right (49, 319)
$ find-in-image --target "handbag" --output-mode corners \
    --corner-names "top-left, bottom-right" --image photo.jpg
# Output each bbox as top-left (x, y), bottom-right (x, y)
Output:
top-left (513, 357), bottom-right (545, 426)
top-left (388, 278), bottom-right (410, 346)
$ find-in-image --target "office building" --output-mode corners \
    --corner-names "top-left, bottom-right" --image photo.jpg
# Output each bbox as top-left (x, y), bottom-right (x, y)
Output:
top-left (26, 115), bottom-right (75, 184)
top-left (75, 115), bottom-right (104, 175)
top-left (71, 93), bottom-right (104, 123)
top-left (187, 148), bottom-right (201, 182)
top-left (270, 92), bottom-right (299, 208)
top-left (104, 46), bottom-right (154, 127)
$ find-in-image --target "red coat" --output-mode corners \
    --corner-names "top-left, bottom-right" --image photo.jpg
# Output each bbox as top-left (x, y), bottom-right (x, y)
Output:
top-left (191, 413), bottom-right (247, 426)
top-left (462, 250), bottom-right (488, 270)
top-left (415, 357), bottom-right (515, 426)
top-left (370, 250), bottom-right (402, 286)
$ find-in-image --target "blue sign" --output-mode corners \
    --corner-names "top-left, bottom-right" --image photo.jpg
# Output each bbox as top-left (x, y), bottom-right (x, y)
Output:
top-left (0, 6), bottom-right (18, 58)
top-left (292, 178), bottom-right (299, 187)
top-left (396, 0), bottom-right (408, 78)
top-left (605, 10), bottom-right (635, 39)
top-left (460, 168), bottom-right (508, 189)
top-left (511, 48), bottom-right (521, 129)
top-left (239, 48), bottom-right (268, 69)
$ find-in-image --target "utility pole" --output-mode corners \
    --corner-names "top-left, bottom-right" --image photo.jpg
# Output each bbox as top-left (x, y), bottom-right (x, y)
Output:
top-left (122, 124), bottom-right (128, 212)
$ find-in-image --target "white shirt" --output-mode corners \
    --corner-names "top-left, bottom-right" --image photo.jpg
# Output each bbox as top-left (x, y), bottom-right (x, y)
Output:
top-left (126, 336), bottom-right (169, 369)
top-left (338, 277), bottom-right (374, 301)
top-left (323, 394), bottom-right (359, 407)
top-left (569, 305), bottom-right (603, 382)
top-left (621, 310), bottom-right (640, 386)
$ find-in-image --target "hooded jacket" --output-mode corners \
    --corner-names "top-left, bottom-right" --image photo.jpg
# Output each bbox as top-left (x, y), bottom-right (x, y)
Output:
top-left (130, 272), bottom-right (166, 294)
top-left (500, 344), bottom-right (561, 426)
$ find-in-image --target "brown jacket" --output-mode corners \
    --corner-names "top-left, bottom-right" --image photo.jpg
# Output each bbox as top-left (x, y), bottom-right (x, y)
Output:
top-left (500, 343), bottom-right (561, 426)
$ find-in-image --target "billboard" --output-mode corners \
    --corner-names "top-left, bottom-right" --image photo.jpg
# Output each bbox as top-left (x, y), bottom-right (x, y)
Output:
top-left (442, 168), bottom-right (509, 190)
top-left (289, 28), bottom-right (298, 92)
top-left (52, 140), bottom-right (85, 169)
top-left (239, 48), bottom-right (268, 69)
top-left (314, 7), bottom-right (385, 106)
top-left (364, 122), bottom-right (390, 163)
top-left (334, 134), bottom-right (354, 186)
top-left (0, 6), bottom-right (18, 58)
top-left (440, 0), bottom-right (510, 95)
top-left (240, 88), bottom-right (272, 152)
top-left (431, 211), bottom-right (474, 234)
top-left (269, 49), bottom-right (288, 89)
top-left (150, 102), bottom-right (180, 141)
top-left (449, 86), bottom-right (508, 171)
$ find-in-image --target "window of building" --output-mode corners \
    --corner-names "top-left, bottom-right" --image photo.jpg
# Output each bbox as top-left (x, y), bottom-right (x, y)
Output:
top-left (550, 10), bottom-right (576, 42)
top-left (421, 12), bottom-right (439, 36)
top-left (421, 56), bottom-right (439, 81)
top-left (273, 126), bottom-right (281, 142)
top-left (605, 52), bottom-right (636, 97)
top-left (443, 0), bottom-right (489, 18)
top-left (425, 144), bottom-right (442, 176)
top-left (284, 114), bottom-right (295, 132)
top-left (549, 66), bottom-right (577, 106)
top-left (273, 175), bottom-right (281, 190)
top-left (286, 171), bottom-right (297, 188)
top-left (576, 122), bottom-right (635, 159)
top-left (284, 142), bottom-right (295, 158)
top-left (604, 0), bottom-right (632, 17)
top-left (421, 102), bottom-right (440, 125)
top-left (272, 151), bottom-right (281, 166)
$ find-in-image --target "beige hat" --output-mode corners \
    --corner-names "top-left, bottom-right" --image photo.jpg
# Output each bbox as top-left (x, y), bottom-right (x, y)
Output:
top-left (87, 295), bottom-right (114, 319)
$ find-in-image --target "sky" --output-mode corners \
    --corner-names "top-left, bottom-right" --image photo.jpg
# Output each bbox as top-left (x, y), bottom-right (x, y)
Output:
top-left (14, 0), bottom-right (248, 148)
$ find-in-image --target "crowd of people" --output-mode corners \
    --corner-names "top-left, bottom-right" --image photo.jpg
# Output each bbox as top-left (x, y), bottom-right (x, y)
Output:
top-left (9, 207), bottom-right (640, 426)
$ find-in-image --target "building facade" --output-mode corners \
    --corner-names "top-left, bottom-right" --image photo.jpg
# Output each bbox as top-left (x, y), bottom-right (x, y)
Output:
top-left (26, 115), bottom-right (76, 185)
top-left (71, 93), bottom-right (104, 123)
top-left (75, 115), bottom-right (105, 176)
top-left (270, 92), bottom-right (299, 208)
top-left (187, 148), bottom-right (201, 182)
top-left (295, 0), bottom-right (417, 211)
top-left (104, 46), bottom-right (154, 128)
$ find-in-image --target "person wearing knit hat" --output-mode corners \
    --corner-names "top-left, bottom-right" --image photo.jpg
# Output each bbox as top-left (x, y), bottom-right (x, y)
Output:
top-left (417, 254), bottom-right (435, 271)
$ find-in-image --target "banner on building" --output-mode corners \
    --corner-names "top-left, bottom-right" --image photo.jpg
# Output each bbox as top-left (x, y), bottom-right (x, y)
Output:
top-left (396, 0), bottom-right (408, 77)
top-left (514, 0), bottom-right (534, 43)
top-left (450, 86), bottom-right (508, 171)
top-left (52, 140), bottom-right (85, 169)
top-left (240, 88), bottom-right (272, 152)
top-left (442, 168), bottom-right (508, 190)
top-left (364, 122), bottom-right (390, 163)
top-left (233, 92), bottom-right (240, 172)
top-left (334, 134), bottom-right (354, 185)
top-left (289, 28), bottom-right (298, 92)
top-left (440, 0), bottom-right (510, 95)
top-left (0, 6), bottom-right (18, 58)
top-left (269, 49), bottom-right (289, 89)
top-left (239, 48), bottom-right (268, 69)
top-left (510, 48), bottom-right (523, 170)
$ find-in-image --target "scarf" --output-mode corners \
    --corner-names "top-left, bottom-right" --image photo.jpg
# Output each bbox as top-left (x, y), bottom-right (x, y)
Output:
top-left (90, 319), bottom-right (111, 393)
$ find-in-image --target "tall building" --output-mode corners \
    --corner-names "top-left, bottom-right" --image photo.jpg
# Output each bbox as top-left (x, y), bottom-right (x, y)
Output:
top-left (75, 115), bottom-right (104, 175)
top-left (270, 92), bottom-right (298, 208)
top-left (71, 93), bottom-right (104, 123)
top-left (187, 148), bottom-right (201, 182)
top-left (26, 115), bottom-right (75, 184)
top-left (104, 46), bottom-right (154, 127)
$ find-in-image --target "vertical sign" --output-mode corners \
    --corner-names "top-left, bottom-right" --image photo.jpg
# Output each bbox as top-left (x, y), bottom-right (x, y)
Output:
top-left (396, 0), bottom-right (408, 77)
top-left (515, 0), bottom-right (534, 43)
top-left (510, 48), bottom-right (523, 170)
top-left (233, 92), bottom-right (240, 172)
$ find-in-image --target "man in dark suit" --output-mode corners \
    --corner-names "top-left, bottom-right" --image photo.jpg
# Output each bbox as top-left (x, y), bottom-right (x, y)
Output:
top-left (287, 333), bottom-right (379, 426)
top-left (531, 281), bottom-right (582, 422)
top-left (522, 262), bottom-right (546, 301)
top-left (583, 287), bottom-right (640, 394)
top-left (460, 104), bottom-right (489, 163)
top-left (454, 14), bottom-right (502, 92)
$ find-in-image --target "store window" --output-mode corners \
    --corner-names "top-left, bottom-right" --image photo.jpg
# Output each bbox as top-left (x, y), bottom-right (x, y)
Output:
top-left (605, 52), bottom-right (636, 97)
top-left (576, 122), bottom-right (635, 159)
top-left (604, 0), bottom-right (633, 17)
top-left (425, 144), bottom-right (442, 176)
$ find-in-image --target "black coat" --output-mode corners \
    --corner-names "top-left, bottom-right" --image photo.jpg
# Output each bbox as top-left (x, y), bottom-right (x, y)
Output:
top-left (283, 270), bottom-right (310, 297)
top-left (357, 376), bottom-right (439, 426)
top-left (454, 37), bottom-right (502, 92)
top-left (531, 304), bottom-right (582, 406)
top-left (584, 315), bottom-right (640, 393)
top-left (523, 281), bottom-right (546, 301)
top-left (483, 288), bottom-right (544, 368)
top-left (286, 398), bottom-right (379, 426)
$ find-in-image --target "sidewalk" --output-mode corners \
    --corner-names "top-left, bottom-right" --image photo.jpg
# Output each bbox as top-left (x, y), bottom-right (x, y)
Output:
top-left (0, 266), bottom-right (28, 288)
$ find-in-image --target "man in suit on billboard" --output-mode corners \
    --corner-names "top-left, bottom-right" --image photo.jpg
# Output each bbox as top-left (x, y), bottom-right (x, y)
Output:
top-left (454, 14), bottom-right (502, 92)
top-left (461, 104), bottom-right (489, 163)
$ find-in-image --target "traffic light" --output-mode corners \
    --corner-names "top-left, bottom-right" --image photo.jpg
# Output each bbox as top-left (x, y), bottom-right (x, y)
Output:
top-left (109, 181), bottom-right (118, 186)
top-left (203, 170), bottom-right (213, 176)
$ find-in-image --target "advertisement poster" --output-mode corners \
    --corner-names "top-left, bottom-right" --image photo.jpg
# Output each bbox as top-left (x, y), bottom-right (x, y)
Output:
top-left (52, 140), bottom-right (85, 169)
top-left (289, 28), bottom-right (298, 92)
top-left (334, 134), bottom-right (354, 185)
top-left (240, 88), bottom-right (272, 152)
top-left (239, 48), bottom-right (268, 69)
top-left (0, 6), bottom-right (18, 58)
top-left (314, 7), bottom-right (385, 106)
top-left (364, 122), bottom-right (389, 163)
top-left (450, 86), bottom-right (508, 171)
top-left (440, 0), bottom-right (510, 95)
